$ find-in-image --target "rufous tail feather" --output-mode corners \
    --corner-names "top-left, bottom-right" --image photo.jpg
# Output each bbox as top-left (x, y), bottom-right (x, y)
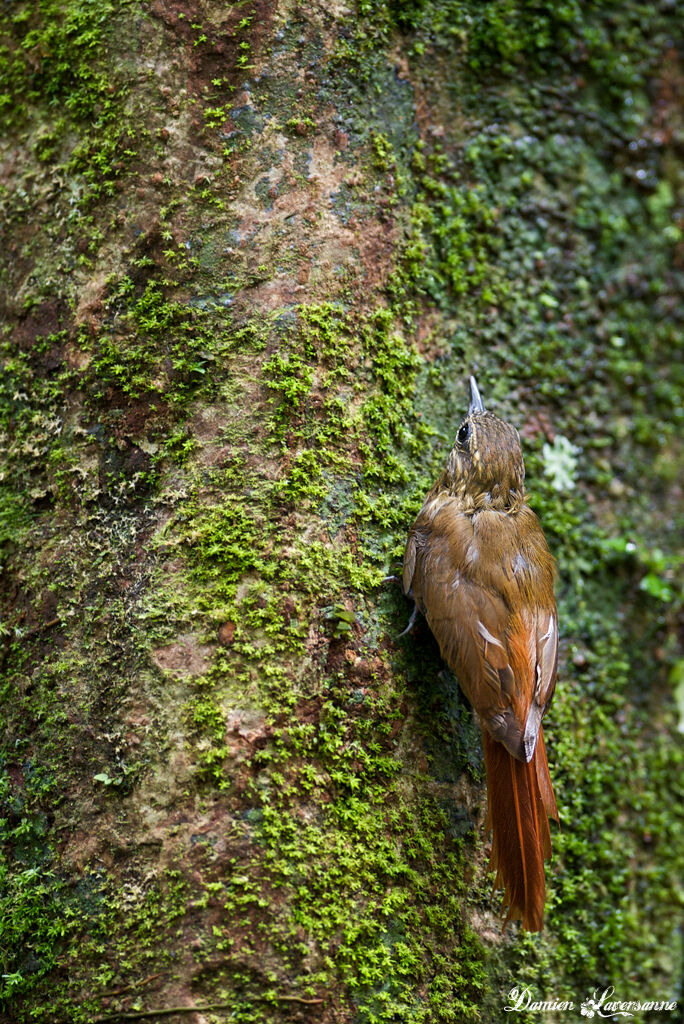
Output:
top-left (482, 727), bottom-right (558, 931)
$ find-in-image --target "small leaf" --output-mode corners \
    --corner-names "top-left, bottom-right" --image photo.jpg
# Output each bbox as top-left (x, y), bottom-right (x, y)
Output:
top-left (671, 660), bottom-right (684, 734)
top-left (639, 573), bottom-right (673, 603)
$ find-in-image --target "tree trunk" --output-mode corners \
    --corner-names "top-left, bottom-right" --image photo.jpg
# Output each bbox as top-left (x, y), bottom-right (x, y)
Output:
top-left (1, 2), bottom-right (683, 1022)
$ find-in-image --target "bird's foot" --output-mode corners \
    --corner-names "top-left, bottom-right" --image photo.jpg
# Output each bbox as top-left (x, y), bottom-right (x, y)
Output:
top-left (398, 601), bottom-right (420, 637)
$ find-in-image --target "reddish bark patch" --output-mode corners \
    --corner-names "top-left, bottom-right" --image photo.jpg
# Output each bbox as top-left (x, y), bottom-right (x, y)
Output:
top-left (13, 297), bottom-right (72, 350)
top-left (148, 0), bottom-right (276, 97)
top-left (352, 213), bottom-right (398, 297)
top-left (217, 620), bottom-right (235, 645)
top-left (295, 695), bottom-right (323, 726)
top-left (112, 395), bottom-right (169, 441)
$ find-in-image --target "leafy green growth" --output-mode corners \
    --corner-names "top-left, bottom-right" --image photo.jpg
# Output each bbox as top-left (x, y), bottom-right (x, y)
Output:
top-left (0, 0), bottom-right (682, 1020)
top-left (0, 762), bottom-right (75, 1005)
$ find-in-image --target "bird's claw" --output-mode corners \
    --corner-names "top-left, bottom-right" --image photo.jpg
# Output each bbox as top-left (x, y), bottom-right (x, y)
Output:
top-left (398, 601), bottom-right (420, 638)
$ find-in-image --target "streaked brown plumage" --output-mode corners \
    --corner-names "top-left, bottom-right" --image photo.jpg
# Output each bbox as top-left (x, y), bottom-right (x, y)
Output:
top-left (403, 377), bottom-right (559, 931)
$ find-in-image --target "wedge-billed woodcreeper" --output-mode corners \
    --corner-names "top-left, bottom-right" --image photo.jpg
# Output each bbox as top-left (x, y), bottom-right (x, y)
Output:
top-left (403, 377), bottom-right (558, 931)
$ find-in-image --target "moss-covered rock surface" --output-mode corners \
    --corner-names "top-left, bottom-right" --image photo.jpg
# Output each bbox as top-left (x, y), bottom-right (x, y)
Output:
top-left (1, 2), bottom-right (682, 1022)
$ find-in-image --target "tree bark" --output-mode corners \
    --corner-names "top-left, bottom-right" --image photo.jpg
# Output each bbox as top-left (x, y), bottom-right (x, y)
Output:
top-left (1, 2), bottom-right (683, 1022)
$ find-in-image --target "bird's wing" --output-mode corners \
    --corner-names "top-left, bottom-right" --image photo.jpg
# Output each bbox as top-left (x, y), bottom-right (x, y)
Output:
top-left (407, 502), bottom-right (557, 763)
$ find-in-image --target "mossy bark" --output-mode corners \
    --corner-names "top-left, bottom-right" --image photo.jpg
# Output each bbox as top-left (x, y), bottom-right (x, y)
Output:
top-left (1, 2), bottom-right (683, 1023)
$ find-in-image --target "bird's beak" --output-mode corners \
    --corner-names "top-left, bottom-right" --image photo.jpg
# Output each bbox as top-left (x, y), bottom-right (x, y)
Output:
top-left (468, 376), bottom-right (485, 414)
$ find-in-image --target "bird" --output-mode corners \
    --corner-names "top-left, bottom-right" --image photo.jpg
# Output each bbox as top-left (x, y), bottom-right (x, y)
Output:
top-left (402, 376), bottom-right (559, 931)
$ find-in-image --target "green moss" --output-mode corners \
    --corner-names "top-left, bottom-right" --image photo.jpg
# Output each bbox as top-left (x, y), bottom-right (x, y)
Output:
top-left (352, 0), bottom-right (683, 1007)
top-left (1, 0), bottom-right (682, 1020)
top-left (0, 0), bottom-right (118, 123)
top-left (178, 651), bottom-right (487, 1021)
top-left (0, 760), bottom-right (76, 1006)
top-left (126, 293), bottom-right (488, 1016)
top-left (91, 280), bottom-right (219, 402)
top-left (397, 157), bottom-right (505, 306)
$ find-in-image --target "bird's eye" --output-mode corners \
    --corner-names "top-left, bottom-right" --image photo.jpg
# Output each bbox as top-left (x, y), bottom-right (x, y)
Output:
top-left (457, 422), bottom-right (470, 445)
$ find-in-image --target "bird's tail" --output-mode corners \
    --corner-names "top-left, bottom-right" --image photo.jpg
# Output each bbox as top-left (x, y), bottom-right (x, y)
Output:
top-left (482, 726), bottom-right (558, 931)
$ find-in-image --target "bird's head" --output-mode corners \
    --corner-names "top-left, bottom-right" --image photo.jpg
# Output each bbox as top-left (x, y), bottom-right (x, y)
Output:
top-left (444, 377), bottom-right (525, 509)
